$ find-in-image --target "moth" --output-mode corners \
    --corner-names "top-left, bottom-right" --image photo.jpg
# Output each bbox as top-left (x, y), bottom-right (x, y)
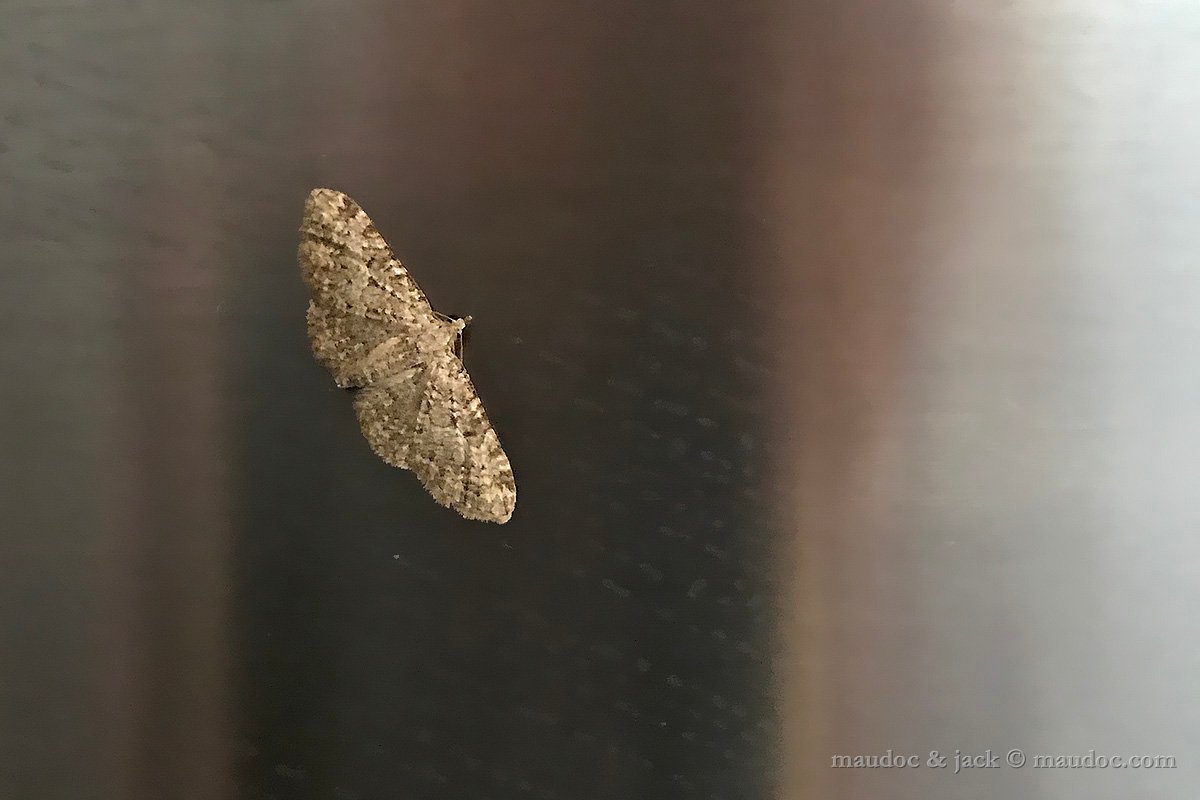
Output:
top-left (297, 188), bottom-right (516, 524)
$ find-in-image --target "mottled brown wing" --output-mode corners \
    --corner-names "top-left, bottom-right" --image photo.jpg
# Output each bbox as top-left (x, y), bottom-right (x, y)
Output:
top-left (406, 352), bottom-right (516, 524)
top-left (351, 363), bottom-right (429, 471)
top-left (298, 187), bottom-right (441, 387)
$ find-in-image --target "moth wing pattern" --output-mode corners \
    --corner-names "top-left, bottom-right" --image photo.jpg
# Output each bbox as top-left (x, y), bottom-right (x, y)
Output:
top-left (407, 353), bottom-right (517, 524)
top-left (298, 187), bottom-right (441, 388)
top-left (298, 186), bottom-right (517, 524)
top-left (352, 363), bottom-right (429, 471)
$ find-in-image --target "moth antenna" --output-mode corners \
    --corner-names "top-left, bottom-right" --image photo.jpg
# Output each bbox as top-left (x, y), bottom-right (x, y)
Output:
top-left (455, 319), bottom-right (468, 359)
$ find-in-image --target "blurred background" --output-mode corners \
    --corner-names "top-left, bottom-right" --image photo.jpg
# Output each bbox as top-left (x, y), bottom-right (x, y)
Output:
top-left (2, 1), bottom-right (1199, 798)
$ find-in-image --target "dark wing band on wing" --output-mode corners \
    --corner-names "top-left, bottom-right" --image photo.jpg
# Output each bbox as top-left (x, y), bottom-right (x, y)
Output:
top-left (352, 362), bottom-right (430, 471)
top-left (408, 353), bottom-right (516, 524)
top-left (298, 188), bottom-right (441, 387)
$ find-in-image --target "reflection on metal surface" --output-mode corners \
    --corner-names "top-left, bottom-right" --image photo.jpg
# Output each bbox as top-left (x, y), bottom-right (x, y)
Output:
top-left (770, 3), bottom-right (1200, 799)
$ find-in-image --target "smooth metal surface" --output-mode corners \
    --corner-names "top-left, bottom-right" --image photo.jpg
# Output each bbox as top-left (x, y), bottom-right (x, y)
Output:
top-left (3, 2), bottom-right (1198, 798)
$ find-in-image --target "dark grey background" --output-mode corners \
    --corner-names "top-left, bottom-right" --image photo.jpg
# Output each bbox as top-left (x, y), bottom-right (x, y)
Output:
top-left (3, 2), bottom-right (1198, 799)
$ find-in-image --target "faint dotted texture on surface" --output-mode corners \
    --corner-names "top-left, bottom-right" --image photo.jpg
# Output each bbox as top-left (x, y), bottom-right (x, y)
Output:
top-left (237, 1), bottom-right (784, 797)
top-left (1, 1), bottom-right (784, 799)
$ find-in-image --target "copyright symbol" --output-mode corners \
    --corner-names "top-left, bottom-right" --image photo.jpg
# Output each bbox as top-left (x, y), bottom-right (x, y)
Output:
top-left (1006, 749), bottom-right (1026, 768)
